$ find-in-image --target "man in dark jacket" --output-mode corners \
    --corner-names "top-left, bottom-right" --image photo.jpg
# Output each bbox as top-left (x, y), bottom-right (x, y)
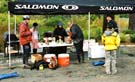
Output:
top-left (106, 15), bottom-right (119, 33)
top-left (68, 21), bottom-right (84, 63)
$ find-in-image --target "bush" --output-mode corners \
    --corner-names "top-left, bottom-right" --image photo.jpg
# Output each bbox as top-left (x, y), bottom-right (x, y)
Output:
top-left (45, 17), bottom-right (60, 27)
top-left (45, 16), bottom-right (68, 28)
top-left (130, 34), bottom-right (135, 43)
top-left (120, 33), bottom-right (127, 43)
top-left (122, 29), bottom-right (135, 34)
top-left (81, 27), bottom-right (102, 41)
top-left (83, 30), bottom-right (88, 39)
top-left (95, 28), bottom-right (102, 42)
top-left (89, 27), bottom-right (102, 42)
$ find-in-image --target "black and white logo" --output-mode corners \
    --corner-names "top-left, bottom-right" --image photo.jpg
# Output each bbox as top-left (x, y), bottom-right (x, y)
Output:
top-left (100, 6), bottom-right (134, 11)
top-left (14, 4), bottom-right (59, 9)
top-left (62, 5), bottom-right (79, 10)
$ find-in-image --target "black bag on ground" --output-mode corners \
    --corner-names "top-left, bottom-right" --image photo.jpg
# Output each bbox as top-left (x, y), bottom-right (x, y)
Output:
top-left (31, 60), bottom-right (49, 70)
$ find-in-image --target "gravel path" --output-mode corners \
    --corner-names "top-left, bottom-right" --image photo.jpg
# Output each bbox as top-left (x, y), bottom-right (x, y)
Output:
top-left (0, 52), bottom-right (135, 82)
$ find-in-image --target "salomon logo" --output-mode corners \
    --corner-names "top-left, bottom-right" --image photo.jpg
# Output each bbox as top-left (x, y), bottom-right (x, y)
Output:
top-left (100, 6), bottom-right (134, 11)
top-left (62, 5), bottom-right (79, 10)
top-left (15, 4), bottom-right (59, 9)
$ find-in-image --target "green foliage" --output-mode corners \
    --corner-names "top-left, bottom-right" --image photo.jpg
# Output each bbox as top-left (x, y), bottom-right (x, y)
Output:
top-left (95, 27), bottom-right (102, 41)
top-left (121, 29), bottom-right (135, 43)
top-left (90, 27), bottom-right (102, 42)
top-left (45, 16), bottom-right (61, 27)
top-left (83, 29), bottom-right (88, 39)
top-left (0, 0), bottom-right (8, 13)
top-left (130, 34), bottom-right (135, 43)
top-left (72, 15), bottom-right (88, 29)
top-left (120, 33), bottom-right (127, 43)
top-left (119, 14), bottom-right (129, 18)
top-left (120, 31), bottom-right (135, 43)
top-left (44, 15), bottom-right (70, 28)
top-left (122, 29), bottom-right (135, 34)
top-left (90, 15), bottom-right (101, 21)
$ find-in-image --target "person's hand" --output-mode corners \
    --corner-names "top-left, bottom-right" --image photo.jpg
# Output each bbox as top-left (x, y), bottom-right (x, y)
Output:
top-left (65, 36), bottom-right (72, 43)
top-left (66, 36), bottom-right (72, 41)
top-left (68, 32), bottom-right (72, 37)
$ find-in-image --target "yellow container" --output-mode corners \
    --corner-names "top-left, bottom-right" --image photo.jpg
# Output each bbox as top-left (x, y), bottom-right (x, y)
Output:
top-left (39, 64), bottom-right (44, 71)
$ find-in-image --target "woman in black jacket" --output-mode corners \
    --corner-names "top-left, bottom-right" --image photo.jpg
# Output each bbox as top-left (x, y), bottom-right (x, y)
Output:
top-left (53, 22), bottom-right (68, 42)
top-left (53, 22), bottom-right (68, 57)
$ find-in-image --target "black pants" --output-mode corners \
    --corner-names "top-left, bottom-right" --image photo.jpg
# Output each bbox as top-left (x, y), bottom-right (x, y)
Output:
top-left (74, 40), bottom-right (84, 63)
top-left (22, 43), bottom-right (31, 65)
top-left (33, 49), bottom-right (37, 54)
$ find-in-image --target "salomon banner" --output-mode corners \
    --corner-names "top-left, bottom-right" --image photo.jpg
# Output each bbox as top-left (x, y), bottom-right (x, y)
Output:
top-left (8, 0), bottom-right (135, 15)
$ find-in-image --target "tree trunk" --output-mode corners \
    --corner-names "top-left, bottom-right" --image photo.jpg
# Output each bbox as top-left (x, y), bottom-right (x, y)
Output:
top-left (129, 13), bottom-right (135, 31)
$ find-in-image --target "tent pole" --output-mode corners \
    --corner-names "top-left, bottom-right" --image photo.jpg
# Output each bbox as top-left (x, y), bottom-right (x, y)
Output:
top-left (71, 15), bottom-right (73, 23)
top-left (88, 12), bottom-right (90, 59)
top-left (118, 15), bottom-right (121, 32)
top-left (14, 15), bottom-right (16, 34)
top-left (8, 11), bottom-right (11, 68)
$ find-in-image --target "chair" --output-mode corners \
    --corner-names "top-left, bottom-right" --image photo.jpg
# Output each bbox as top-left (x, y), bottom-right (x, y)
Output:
top-left (4, 34), bottom-right (20, 57)
top-left (43, 31), bottom-right (53, 37)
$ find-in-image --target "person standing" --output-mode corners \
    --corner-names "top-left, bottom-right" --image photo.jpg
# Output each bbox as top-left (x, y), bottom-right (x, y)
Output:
top-left (53, 22), bottom-right (68, 57)
top-left (102, 25), bottom-right (120, 74)
top-left (106, 15), bottom-right (119, 33)
top-left (19, 15), bottom-right (32, 68)
top-left (31, 22), bottom-right (39, 54)
top-left (68, 21), bottom-right (84, 63)
top-left (53, 22), bottom-right (68, 42)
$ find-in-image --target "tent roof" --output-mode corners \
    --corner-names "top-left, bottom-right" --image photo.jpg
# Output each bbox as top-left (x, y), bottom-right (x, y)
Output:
top-left (8, 0), bottom-right (135, 15)
top-left (15, 0), bottom-right (135, 6)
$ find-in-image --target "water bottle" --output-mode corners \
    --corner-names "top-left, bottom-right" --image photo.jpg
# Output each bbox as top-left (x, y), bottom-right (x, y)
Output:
top-left (59, 38), bottom-right (62, 44)
top-left (39, 64), bottom-right (44, 71)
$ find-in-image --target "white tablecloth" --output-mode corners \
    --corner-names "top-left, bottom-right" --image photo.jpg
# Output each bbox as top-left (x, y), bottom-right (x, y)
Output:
top-left (38, 42), bottom-right (73, 48)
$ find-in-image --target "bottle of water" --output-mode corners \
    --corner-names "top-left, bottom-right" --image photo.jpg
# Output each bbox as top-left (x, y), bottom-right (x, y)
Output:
top-left (59, 38), bottom-right (62, 44)
top-left (39, 64), bottom-right (44, 71)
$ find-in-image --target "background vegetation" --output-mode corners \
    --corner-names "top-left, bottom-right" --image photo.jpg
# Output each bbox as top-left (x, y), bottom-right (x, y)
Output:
top-left (0, 0), bottom-right (135, 52)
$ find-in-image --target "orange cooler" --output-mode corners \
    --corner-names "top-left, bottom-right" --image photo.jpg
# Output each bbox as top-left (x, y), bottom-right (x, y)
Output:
top-left (44, 54), bottom-right (56, 62)
top-left (58, 54), bottom-right (70, 67)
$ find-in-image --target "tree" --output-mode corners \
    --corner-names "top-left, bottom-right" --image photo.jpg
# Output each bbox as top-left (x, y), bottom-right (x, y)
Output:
top-left (129, 13), bottom-right (135, 31)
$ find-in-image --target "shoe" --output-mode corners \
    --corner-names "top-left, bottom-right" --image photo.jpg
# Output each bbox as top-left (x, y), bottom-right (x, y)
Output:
top-left (106, 72), bottom-right (111, 75)
top-left (112, 70), bottom-right (117, 74)
top-left (27, 63), bottom-right (32, 66)
top-left (72, 61), bottom-right (81, 64)
top-left (106, 70), bottom-right (111, 75)
top-left (23, 65), bottom-right (31, 69)
top-left (81, 61), bottom-right (86, 63)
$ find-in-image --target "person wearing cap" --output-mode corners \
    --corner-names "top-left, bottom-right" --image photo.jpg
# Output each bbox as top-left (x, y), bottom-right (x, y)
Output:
top-left (52, 22), bottom-right (68, 57)
top-left (53, 22), bottom-right (68, 42)
top-left (102, 24), bottom-right (120, 74)
top-left (31, 22), bottom-right (39, 54)
top-left (19, 15), bottom-right (32, 68)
